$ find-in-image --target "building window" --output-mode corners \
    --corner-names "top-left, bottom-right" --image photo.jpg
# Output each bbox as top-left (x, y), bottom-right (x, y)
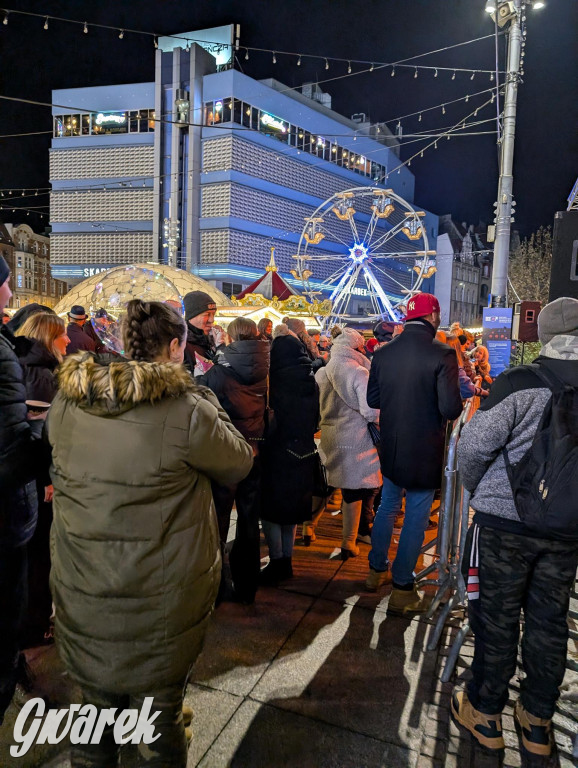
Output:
top-left (53, 109), bottom-right (154, 138)
top-left (204, 97), bottom-right (389, 181)
top-left (221, 282), bottom-right (243, 297)
top-left (17, 274), bottom-right (22, 288)
top-left (42, 277), bottom-right (47, 293)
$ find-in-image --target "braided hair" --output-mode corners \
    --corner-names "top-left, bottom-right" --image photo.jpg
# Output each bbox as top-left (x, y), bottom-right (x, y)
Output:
top-left (122, 300), bottom-right (186, 362)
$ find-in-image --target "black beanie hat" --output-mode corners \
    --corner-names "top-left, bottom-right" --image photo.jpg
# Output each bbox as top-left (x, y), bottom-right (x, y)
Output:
top-left (0, 254), bottom-right (9, 287)
top-left (183, 291), bottom-right (217, 322)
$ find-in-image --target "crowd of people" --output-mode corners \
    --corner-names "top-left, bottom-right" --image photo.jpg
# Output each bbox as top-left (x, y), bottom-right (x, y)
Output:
top-left (1, 248), bottom-right (576, 765)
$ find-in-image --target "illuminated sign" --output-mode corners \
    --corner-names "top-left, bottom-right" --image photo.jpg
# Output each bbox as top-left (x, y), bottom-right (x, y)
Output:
top-left (95, 113), bottom-right (126, 126)
top-left (260, 113), bottom-right (287, 133)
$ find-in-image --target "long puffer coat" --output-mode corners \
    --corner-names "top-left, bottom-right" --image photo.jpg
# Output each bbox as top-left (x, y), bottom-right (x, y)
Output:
top-left (47, 352), bottom-right (253, 694)
top-left (17, 340), bottom-right (59, 403)
top-left (260, 325), bottom-right (319, 525)
top-left (316, 336), bottom-right (381, 490)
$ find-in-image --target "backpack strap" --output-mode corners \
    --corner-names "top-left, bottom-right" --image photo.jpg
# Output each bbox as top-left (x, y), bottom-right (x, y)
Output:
top-left (530, 363), bottom-right (567, 394)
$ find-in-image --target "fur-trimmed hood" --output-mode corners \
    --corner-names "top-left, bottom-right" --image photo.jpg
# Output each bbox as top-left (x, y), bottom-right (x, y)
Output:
top-left (57, 352), bottom-right (197, 415)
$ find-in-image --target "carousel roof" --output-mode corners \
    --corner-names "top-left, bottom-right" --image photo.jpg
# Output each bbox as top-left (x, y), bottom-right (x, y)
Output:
top-left (235, 250), bottom-right (298, 301)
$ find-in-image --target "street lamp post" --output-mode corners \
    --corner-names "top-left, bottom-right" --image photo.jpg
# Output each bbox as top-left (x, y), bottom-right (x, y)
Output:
top-left (487, 0), bottom-right (544, 307)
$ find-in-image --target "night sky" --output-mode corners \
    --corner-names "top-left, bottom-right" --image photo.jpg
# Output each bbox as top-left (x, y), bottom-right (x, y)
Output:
top-left (0, 0), bottom-right (576, 237)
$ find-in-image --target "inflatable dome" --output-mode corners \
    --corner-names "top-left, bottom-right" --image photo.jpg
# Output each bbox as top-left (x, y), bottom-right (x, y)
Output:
top-left (53, 263), bottom-right (233, 317)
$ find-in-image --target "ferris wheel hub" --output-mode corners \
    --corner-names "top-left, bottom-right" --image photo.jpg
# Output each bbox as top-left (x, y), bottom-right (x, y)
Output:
top-left (348, 243), bottom-right (369, 263)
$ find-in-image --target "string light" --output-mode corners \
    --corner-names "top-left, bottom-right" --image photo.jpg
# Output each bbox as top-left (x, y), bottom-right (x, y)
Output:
top-left (491, 92), bottom-right (495, 103)
top-left (272, 51), bottom-right (276, 64)
top-left (347, 61), bottom-right (352, 74)
top-left (490, 71), bottom-right (494, 81)
top-left (391, 66), bottom-right (395, 77)
top-left (325, 58), bottom-right (329, 70)
top-left (452, 70), bottom-right (456, 80)
top-left (418, 113), bottom-right (422, 122)
top-left (297, 55), bottom-right (301, 66)
top-left (83, 21), bottom-right (88, 34)
top-left (434, 68), bottom-right (438, 77)
top-left (244, 48), bottom-right (249, 60)
top-left (442, 104), bottom-right (446, 114)
top-left (414, 67), bottom-right (418, 78)
top-left (118, 29), bottom-right (124, 39)
top-left (470, 71), bottom-right (475, 80)
top-left (420, 150), bottom-right (424, 158)
top-left (370, 62), bottom-right (374, 72)
top-left (465, 94), bottom-right (469, 102)
top-left (154, 36), bottom-right (158, 49)
top-left (43, 17), bottom-right (48, 30)
top-left (3, 11), bottom-right (8, 24)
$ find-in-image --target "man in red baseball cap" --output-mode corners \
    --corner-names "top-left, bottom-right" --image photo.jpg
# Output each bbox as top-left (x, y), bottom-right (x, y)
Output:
top-left (364, 293), bottom-right (463, 613)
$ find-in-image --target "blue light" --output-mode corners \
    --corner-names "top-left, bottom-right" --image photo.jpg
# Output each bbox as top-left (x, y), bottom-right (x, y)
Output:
top-left (348, 243), bottom-right (369, 263)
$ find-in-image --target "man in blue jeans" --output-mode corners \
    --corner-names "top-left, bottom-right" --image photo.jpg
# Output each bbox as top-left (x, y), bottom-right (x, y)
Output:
top-left (365, 293), bottom-right (463, 614)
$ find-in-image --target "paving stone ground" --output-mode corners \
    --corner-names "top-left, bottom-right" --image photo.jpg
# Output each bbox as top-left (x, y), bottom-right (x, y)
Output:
top-left (1, 510), bottom-right (576, 767)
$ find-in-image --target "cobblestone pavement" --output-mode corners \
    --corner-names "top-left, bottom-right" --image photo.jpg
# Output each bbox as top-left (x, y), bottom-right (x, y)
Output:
top-left (1, 510), bottom-right (576, 767)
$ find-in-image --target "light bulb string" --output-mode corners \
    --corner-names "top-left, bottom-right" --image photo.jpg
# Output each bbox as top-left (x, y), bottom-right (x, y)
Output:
top-left (0, 7), bottom-right (503, 78)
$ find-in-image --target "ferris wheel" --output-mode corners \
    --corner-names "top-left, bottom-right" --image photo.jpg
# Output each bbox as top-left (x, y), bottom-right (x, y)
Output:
top-left (293, 187), bottom-right (436, 327)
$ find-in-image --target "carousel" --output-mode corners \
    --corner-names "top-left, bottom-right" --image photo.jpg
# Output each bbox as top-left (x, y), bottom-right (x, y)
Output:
top-left (221, 249), bottom-right (330, 331)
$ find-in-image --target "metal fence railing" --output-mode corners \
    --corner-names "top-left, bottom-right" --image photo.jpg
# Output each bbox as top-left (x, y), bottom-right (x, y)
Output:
top-left (415, 398), bottom-right (477, 682)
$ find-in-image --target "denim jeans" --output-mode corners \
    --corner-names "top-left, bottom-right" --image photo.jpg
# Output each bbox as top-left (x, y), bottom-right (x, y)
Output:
top-left (368, 477), bottom-right (435, 586)
top-left (261, 521), bottom-right (296, 560)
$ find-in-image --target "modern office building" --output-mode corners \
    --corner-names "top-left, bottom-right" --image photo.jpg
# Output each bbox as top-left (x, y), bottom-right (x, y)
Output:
top-left (50, 26), bottom-right (438, 312)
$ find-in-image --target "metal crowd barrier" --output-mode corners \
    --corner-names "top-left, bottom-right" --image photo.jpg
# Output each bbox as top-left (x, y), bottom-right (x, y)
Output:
top-left (415, 398), bottom-right (477, 683)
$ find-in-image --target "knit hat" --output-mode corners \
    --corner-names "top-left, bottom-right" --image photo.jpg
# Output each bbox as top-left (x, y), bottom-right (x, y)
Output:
top-left (405, 293), bottom-right (441, 321)
top-left (68, 304), bottom-right (87, 320)
top-left (0, 254), bottom-right (9, 287)
top-left (366, 338), bottom-right (379, 353)
top-left (373, 320), bottom-right (396, 343)
top-left (284, 317), bottom-right (306, 335)
top-left (538, 297), bottom-right (578, 344)
top-left (333, 327), bottom-right (365, 350)
top-left (183, 291), bottom-right (217, 322)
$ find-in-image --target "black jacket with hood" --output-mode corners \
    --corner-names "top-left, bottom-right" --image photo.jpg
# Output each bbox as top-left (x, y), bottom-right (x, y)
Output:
top-left (198, 339), bottom-right (269, 442)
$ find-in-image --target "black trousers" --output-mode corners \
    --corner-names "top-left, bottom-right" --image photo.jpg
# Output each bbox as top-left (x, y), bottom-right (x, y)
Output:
top-left (71, 682), bottom-right (187, 768)
top-left (212, 457), bottom-right (261, 603)
top-left (0, 544), bottom-right (27, 725)
top-left (466, 524), bottom-right (578, 719)
top-left (341, 487), bottom-right (379, 535)
top-left (20, 487), bottom-right (53, 648)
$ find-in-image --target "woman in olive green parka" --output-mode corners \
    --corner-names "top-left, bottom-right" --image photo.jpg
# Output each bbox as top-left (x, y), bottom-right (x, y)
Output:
top-left (47, 300), bottom-right (253, 768)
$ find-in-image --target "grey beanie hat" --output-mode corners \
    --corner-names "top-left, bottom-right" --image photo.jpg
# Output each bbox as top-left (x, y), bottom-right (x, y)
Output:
top-left (537, 296), bottom-right (578, 345)
top-left (284, 317), bottom-right (306, 335)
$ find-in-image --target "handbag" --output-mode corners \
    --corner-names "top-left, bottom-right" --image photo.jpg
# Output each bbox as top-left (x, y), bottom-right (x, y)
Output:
top-left (263, 375), bottom-right (276, 439)
top-left (367, 422), bottom-right (381, 447)
top-left (313, 450), bottom-right (330, 498)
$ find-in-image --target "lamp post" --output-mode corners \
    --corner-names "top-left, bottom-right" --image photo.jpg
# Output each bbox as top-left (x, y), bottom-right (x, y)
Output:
top-left (486, 0), bottom-right (545, 307)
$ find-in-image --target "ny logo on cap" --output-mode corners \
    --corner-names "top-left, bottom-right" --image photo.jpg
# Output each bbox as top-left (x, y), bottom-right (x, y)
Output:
top-left (408, 300), bottom-right (415, 311)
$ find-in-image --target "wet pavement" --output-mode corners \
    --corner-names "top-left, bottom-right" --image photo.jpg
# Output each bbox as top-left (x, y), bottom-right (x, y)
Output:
top-left (1, 510), bottom-right (576, 767)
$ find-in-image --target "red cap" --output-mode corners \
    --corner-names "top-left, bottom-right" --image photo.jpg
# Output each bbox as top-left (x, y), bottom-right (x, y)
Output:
top-left (404, 293), bottom-right (441, 321)
top-left (366, 338), bottom-right (379, 353)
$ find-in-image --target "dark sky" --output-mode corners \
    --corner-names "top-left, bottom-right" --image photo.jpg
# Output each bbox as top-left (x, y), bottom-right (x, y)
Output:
top-left (0, 0), bottom-right (576, 237)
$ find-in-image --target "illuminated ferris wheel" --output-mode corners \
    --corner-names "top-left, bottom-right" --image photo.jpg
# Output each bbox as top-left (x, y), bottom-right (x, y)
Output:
top-left (293, 187), bottom-right (436, 327)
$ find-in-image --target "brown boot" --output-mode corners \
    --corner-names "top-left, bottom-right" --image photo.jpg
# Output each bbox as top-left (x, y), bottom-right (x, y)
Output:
top-left (388, 584), bottom-right (429, 615)
top-left (514, 701), bottom-right (552, 757)
top-left (365, 567), bottom-right (391, 592)
top-left (182, 704), bottom-right (193, 728)
top-left (451, 688), bottom-right (505, 750)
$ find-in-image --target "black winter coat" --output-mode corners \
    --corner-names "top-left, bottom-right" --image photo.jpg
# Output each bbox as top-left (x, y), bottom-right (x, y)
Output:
top-left (0, 327), bottom-right (48, 548)
top-left (367, 320), bottom-right (463, 490)
top-left (17, 341), bottom-right (59, 404)
top-left (66, 322), bottom-right (96, 354)
top-left (184, 325), bottom-right (217, 374)
top-left (198, 339), bottom-right (269, 442)
top-left (261, 332), bottom-right (319, 524)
